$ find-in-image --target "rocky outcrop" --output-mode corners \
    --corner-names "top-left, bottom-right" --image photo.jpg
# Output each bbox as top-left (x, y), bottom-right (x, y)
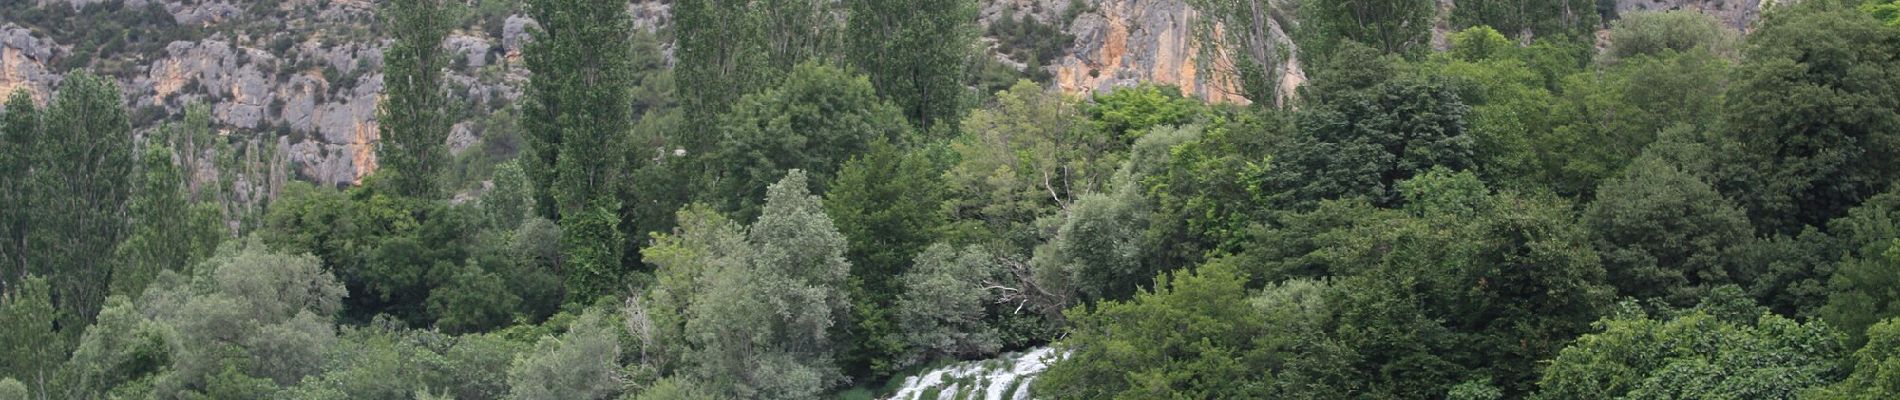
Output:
top-left (1614, 0), bottom-right (1762, 31)
top-left (3, 1), bottom-right (524, 186)
top-left (1052, 0), bottom-right (1249, 103)
top-left (0, 24), bottom-right (57, 103)
top-left (1, 0), bottom-right (1773, 187)
top-left (1043, 0), bottom-right (1301, 105)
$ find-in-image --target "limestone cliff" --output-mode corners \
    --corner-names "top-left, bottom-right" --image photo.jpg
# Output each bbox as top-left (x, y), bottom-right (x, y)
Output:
top-left (2, 0), bottom-right (529, 186)
top-left (0, 0), bottom-right (1769, 189)
top-left (1045, 0), bottom-right (1305, 105)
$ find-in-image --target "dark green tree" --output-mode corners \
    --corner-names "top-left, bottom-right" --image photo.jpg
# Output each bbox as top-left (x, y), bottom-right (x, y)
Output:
top-left (710, 62), bottom-right (910, 221)
top-left (1720, 0), bottom-right (1900, 234)
top-left (1267, 77), bottom-right (1474, 208)
top-left (32, 71), bottom-right (135, 324)
top-left (0, 92), bottom-right (38, 287)
top-left (377, 0), bottom-right (457, 199)
top-left (1140, 111), bottom-right (1283, 265)
top-left (109, 140), bottom-right (225, 298)
top-left (259, 182), bottom-right (472, 324)
top-left (522, 0), bottom-right (638, 300)
top-left (846, 0), bottom-right (976, 130)
top-left (1583, 157), bottom-right (1753, 306)
top-left (674, 0), bottom-right (841, 152)
top-left (1251, 180), bottom-right (1611, 396)
top-left (1301, 0), bottom-right (1436, 57)
top-left (1820, 187), bottom-right (1900, 347)
top-left (826, 140), bottom-right (946, 302)
top-left (0, 276), bottom-right (62, 398)
top-left (824, 139), bottom-right (947, 376)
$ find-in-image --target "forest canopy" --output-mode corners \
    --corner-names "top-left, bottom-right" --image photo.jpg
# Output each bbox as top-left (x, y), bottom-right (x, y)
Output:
top-left (3, 0), bottom-right (1900, 399)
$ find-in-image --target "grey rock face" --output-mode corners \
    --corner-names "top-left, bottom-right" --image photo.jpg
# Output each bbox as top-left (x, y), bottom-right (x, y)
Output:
top-left (3, 0), bottom-right (525, 186)
top-left (0, 24), bottom-right (58, 102)
top-left (3, 0), bottom-right (1772, 187)
top-left (446, 34), bottom-right (492, 69)
top-left (1614, 0), bottom-right (1762, 31)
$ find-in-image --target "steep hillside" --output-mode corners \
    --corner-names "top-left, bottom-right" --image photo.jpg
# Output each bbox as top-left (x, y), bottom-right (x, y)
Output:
top-left (0, 0), bottom-right (1765, 188)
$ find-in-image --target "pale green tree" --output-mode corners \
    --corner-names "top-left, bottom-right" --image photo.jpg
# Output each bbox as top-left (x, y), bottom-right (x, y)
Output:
top-left (1534, 306), bottom-right (1843, 399)
top-left (0, 378), bottom-right (23, 400)
top-left (59, 238), bottom-right (344, 398)
top-left (1806, 317), bottom-right (1900, 399)
top-left (645, 171), bottom-right (853, 399)
top-left (947, 80), bottom-right (1114, 249)
top-left (506, 308), bottom-right (625, 400)
top-left (897, 244), bottom-right (1002, 366)
top-left (111, 141), bottom-right (225, 298)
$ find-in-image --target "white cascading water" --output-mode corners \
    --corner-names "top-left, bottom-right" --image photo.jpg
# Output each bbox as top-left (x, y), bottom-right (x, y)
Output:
top-left (885, 347), bottom-right (1061, 400)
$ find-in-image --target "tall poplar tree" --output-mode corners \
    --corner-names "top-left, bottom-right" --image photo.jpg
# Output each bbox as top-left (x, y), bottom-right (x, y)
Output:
top-left (523, 0), bottom-right (637, 300)
top-left (846, 0), bottom-right (976, 131)
top-left (675, 0), bottom-right (841, 152)
top-left (110, 140), bottom-right (224, 298)
top-left (378, 0), bottom-right (456, 199)
top-left (0, 276), bottom-right (62, 399)
top-left (0, 92), bottom-right (38, 290)
top-left (32, 71), bottom-right (134, 324)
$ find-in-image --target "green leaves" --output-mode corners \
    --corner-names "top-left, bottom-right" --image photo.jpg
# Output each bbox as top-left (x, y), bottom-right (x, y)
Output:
top-left (1535, 308), bottom-right (1844, 399)
top-left (378, 0), bottom-right (458, 199)
top-left (1720, 0), bottom-right (1900, 233)
top-left (1269, 77), bottom-right (1475, 209)
top-left (710, 62), bottom-right (910, 221)
top-left (1809, 317), bottom-right (1900, 399)
top-left (846, 0), bottom-right (977, 130)
top-left (521, 0), bottom-right (641, 301)
top-left (642, 171), bottom-right (854, 399)
top-left (61, 238), bottom-right (345, 397)
top-left (1584, 157), bottom-right (1752, 307)
top-left (0, 276), bottom-right (61, 398)
top-left (25, 71), bottom-right (136, 325)
top-left (506, 308), bottom-right (625, 400)
top-left (896, 244), bottom-right (1002, 367)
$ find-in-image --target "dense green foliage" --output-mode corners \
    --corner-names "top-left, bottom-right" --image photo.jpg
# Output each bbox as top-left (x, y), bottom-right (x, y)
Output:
top-left (520, 0), bottom-right (639, 300)
top-left (846, 0), bottom-right (978, 130)
top-left (1720, 0), bottom-right (1900, 234)
top-left (18, 72), bottom-right (136, 325)
top-left (377, 0), bottom-right (458, 199)
top-left (708, 62), bottom-right (911, 221)
top-left (7, 0), bottom-right (1900, 398)
top-left (1535, 299), bottom-right (1844, 399)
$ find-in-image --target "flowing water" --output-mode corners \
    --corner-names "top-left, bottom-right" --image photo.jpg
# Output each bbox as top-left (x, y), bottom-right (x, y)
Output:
top-left (884, 347), bottom-right (1062, 400)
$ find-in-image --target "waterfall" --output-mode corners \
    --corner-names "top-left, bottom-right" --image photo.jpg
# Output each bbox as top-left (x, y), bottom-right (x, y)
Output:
top-left (884, 347), bottom-right (1062, 400)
